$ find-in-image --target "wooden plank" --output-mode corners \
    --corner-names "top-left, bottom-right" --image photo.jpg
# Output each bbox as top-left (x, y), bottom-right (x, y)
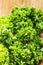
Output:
top-left (2, 0), bottom-right (9, 15)
top-left (23, 0), bottom-right (43, 10)
top-left (0, 0), bottom-right (43, 15)
top-left (29, 0), bottom-right (41, 9)
top-left (0, 0), bottom-right (2, 15)
top-left (23, 0), bottom-right (30, 5)
top-left (0, 0), bottom-right (23, 15)
top-left (8, 0), bottom-right (23, 13)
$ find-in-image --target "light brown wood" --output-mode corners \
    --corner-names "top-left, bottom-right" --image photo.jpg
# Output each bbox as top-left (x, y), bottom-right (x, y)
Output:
top-left (0, 0), bottom-right (43, 15)
top-left (40, 33), bottom-right (43, 40)
top-left (38, 59), bottom-right (43, 65)
top-left (8, 0), bottom-right (22, 13)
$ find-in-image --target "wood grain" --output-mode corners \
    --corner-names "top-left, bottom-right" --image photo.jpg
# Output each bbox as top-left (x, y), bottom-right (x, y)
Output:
top-left (0, 0), bottom-right (43, 15)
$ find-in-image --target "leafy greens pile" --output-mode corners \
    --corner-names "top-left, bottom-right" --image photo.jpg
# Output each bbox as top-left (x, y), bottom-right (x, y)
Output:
top-left (0, 44), bottom-right (9, 65)
top-left (0, 6), bottom-right (43, 65)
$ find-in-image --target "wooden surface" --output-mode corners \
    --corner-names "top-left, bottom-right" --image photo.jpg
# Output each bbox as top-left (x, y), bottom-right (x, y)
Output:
top-left (0, 0), bottom-right (43, 15)
top-left (0, 0), bottom-right (43, 65)
top-left (38, 59), bottom-right (43, 65)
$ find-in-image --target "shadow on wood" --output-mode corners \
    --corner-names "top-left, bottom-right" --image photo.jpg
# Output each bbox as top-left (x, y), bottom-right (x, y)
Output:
top-left (38, 59), bottom-right (43, 65)
top-left (40, 33), bottom-right (43, 40)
